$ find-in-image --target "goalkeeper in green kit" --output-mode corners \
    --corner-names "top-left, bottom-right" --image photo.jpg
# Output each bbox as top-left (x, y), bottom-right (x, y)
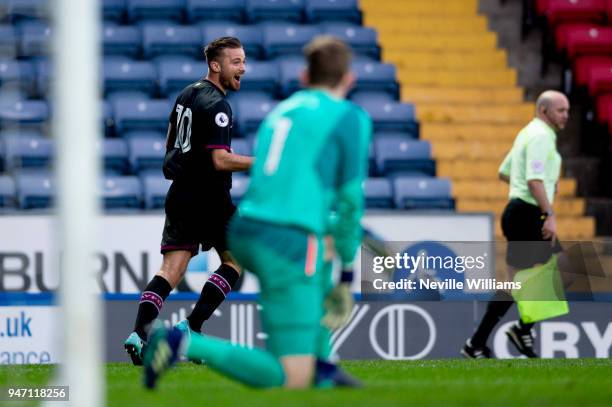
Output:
top-left (144, 36), bottom-right (371, 389)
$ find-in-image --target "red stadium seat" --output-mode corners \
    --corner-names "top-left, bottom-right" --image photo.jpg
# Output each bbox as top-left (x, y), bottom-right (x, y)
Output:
top-left (573, 56), bottom-right (612, 88)
top-left (554, 22), bottom-right (596, 52)
top-left (546, 0), bottom-right (606, 26)
top-left (588, 65), bottom-right (612, 96)
top-left (595, 93), bottom-right (612, 124)
top-left (537, 0), bottom-right (551, 15)
top-left (566, 26), bottom-right (612, 59)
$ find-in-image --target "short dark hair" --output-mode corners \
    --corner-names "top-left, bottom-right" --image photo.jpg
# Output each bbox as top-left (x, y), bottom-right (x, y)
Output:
top-left (304, 36), bottom-right (352, 87)
top-left (204, 36), bottom-right (243, 66)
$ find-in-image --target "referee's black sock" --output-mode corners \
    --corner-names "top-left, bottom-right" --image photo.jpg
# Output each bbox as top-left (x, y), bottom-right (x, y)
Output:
top-left (518, 320), bottom-right (535, 332)
top-left (134, 275), bottom-right (172, 341)
top-left (470, 290), bottom-right (514, 348)
top-left (187, 263), bottom-right (240, 333)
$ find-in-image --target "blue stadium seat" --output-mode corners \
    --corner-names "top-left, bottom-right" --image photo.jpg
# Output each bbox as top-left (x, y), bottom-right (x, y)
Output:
top-left (103, 58), bottom-right (157, 96)
top-left (352, 61), bottom-right (398, 99)
top-left (142, 22), bottom-right (202, 59)
top-left (393, 177), bottom-right (455, 210)
top-left (18, 21), bottom-right (51, 57)
top-left (126, 0), bottom-right (184, 22)
top-left (157, 58), bottom-right (208, 96)
top-left (358, 100), bottom-right (418, 136)
top-left (102, 23), bottom-right (141, 57)
top-left (3, 134), bottom-right (52, 171)
top-left (0, 175), bottom-right (17, 208)
top-left (0, 25), bottom-right (17, 57)
top-left (122, 130), bottom-right (166, 139)
top-left (364, 177), bottom-right (393, 208)
top-left (0, 100), bottom-right (49, 130)
top-left (141, 174), bottom-right (171, 209)
top-left (227, 91), bottom-right (273, 114)
top-left (102, 100), bottom-right (114, 136)
top-left (350, 91), bottom-right (395, 105)
top-left (201, 23), bottom-right (263, 59)
top-left (246, 0), bottom-right (304, 23)
top-left (186, 0), bottom-right (245, 23)
top-left (232, 138), bottom-right (252, 156)
top-left (240, 60), bottom-right (278, 94)
top-left (0, 59), bottom-right (35, 96)
top-left (262, 23), bottom-right (320, 59)
top-left (127, 136), bottom-right (165, 174)
top-left (113, 99), bottom-right (170, 134)
top-left (321, 24), bottom-right (378, 59)
top-left (306, 0), bottom-right (360, 24)
top-left (278, 59), bottom-right (304, 97)
top-left (102, 175), bottom-right (142, 209)
top-left (103, 0), bottom-right (126, 22)
top-left (15, 172), bottom-right (54, 209)
top-left (106, 90), bottom-right (151, 104)
top-left (374, 137), bottom-right (434, 176)
top-left (35, 58), bottom-right (51, 96)
top-left (235, 98), bottom-right (278, 135)
top-left (367, 142), bottom-right (375, 176)
top-left (100, 138), bottom-right (129, 174)
top-left (231, 175), bottom-right (249, 203)
top-left (7, 0), bottom-right (48, 21)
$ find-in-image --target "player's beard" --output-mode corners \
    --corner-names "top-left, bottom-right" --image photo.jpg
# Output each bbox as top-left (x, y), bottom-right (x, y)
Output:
top-left (221, 71), bottom-right (241, 92)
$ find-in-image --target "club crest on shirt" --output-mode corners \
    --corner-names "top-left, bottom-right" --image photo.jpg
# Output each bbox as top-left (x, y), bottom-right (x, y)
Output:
top-left (215, 112), bottom-right (229, 128)
top-left (531, 159), bottom-right (544, 174)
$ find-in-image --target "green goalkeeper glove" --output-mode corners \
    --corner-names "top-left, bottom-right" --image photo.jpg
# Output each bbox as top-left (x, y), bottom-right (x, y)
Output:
top-left (322, 270), bottom-right (354, 330)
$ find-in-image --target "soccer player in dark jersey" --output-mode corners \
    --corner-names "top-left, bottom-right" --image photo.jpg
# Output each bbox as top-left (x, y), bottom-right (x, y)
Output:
top-left (124, 37), bottom-right (252, 365)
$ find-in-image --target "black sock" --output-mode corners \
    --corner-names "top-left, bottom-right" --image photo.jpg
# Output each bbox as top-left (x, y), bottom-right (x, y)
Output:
top-left (187, 263), bottom-right (240, 332)
top-left (471, 290), bottom-right (514, 347)
top-left (518, 320), bottom-right (535, 332)
top-left (134, 275), bottom-right (172, 341)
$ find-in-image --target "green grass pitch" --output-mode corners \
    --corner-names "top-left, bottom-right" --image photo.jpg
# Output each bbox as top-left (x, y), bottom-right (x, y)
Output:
top-left (1, 359), bottom-right (611, 406)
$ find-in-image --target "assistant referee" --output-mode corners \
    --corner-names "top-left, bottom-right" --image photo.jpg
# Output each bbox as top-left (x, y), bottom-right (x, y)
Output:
top-left (463, 90), bottom-right (569, 359)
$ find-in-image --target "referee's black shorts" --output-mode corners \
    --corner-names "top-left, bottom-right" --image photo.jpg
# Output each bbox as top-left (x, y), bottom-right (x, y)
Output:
top-left (501, 198), bottom-right (563, 269)
top-left (160, 182), bottom-right (236, 257)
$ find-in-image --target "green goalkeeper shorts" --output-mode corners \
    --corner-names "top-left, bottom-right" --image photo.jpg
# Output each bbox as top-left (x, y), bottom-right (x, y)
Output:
top-left (228, 215), bottom-right (332, 357)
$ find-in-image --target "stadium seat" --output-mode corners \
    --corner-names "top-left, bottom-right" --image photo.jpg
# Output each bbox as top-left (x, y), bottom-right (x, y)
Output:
top-left (141, 174), bottom-right (171, 209)
top-left (127, 136), bottom-right (165, 174)
top-left (566, 26), bottom-right (612, 60)
top-left (103, 58), bottom-right (157, 96)
top-left (100, 138), bottom-right (129, 175)
top-left (393, 176), bottom-right (455, 210)
top-left (235, 99), bottom-right (278, 135)
top-left (246, 0), bottom-right (305, 23)
top-left (595, 93), bottom-right (612, 124)
top-left (102, 175), bottom-right (142, 209)
top-left (352, 61), bottom-right (399, 99)
top-left (142, 22), bottom-right (202, 59)
top-left (113, 99), bottom-right (170, 134)
top-left (18, 21), bottom-right (51, 57)
top-left (553, 22), bottom-right (594, 53)
top-left (262, 23), bottom-right (320, 59)
top-left (0, 25), bottom-right (17, 57)
top-left (278, 59), bottom-right (305, 97)
top-left (321, 24), bottom-right (379, 59)
top-left (7, 0), bottom-right (48, 21)
top-left (358, 100), bottom-right (418, 136)
top-left (186, 0), bottom-right (245, 23)
top-left (126, 0), bottom-right (184, 22)
top-left (102, 100), bottom-right (114, 137)
top-left (350, 91), bottom-right (395, 105)
top-left (35, 58), bottom-right (51, 96)
top-left (0, 100), bottom-right (49, 130)
top-left (106, 90), bottom-right (151, 104)
top-left (103, 0), bottom-right (127, 22)
top-left (305, 0), bottom-right (361, 24)
top-left (587, 65), bottom-right (612, 96)
top-left (364, 177), bottom-right (393, 208)
top-left (231, 138), bottom-right (252, 156)
top-left (0, 59), bottom-right (35, 96)
top-left (3, 134), bottom-right (52, 171)
top-left (14, 172), bottom-right (54, 209)
top-left (239, 60), bottom-right (278, 94)
top-left (230, 175), bottom-right (249, 203)
top-left (122, 129), bottom-right (166, 139)
top-left (374, 137), bottom-right (434, 176)
top-left (0, 175), bottom-right (16, 208)
top-left (102, 23), bottom-right (141, 57)
top-left (201, 23), bottom-right (263, 59)
top-left (227, 91), bottom-right (274, 114)
top-left (545, 0), bottom-right (606, 27)
top-left (157, 58), bottom-right (208, 96)
top-left (572, 55), bottom-right (612, 88)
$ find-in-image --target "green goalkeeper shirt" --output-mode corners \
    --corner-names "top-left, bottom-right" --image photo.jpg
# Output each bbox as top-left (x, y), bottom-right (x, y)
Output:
top-left (238, 89), bottom-right (372, 267)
